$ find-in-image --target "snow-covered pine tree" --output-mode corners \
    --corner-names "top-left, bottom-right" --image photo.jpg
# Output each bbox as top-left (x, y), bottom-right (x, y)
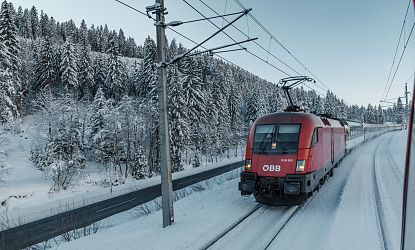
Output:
top-left (140, 36), bottom-right (157, 101)
top-left (0, 1), bottom-right (20, 78)
top-left (29, 6), bottom-right (39, 39)
top-left (324, 90), bottom-right (336, 117)
top-left (125, 37), bottom-right (138, 58)
top-left (64, 19), bottom-right (78, 43)
top-left (181, 55), bottom-right (206, 124)
top-left (15, 5), bottom-right (22, 33)
top-left (168, 38), bottom-right (178, 62)
top-left (35, 37), bottom-right (56, 92)
top-left (105, 31), bottom-right (125, 102)
top-left (377, 104), bottom-right (385, 124)
top-left (365, 103), bottom-right (374, 124)
top-left (130, 145), bottom-right (146, 179)
top-left (39, 10), bottom-right (49, 38)
top-left (20, 8), bottom-right (31, 39)
top-left (396, 97), bottom-right (404, 124)
top-left (98, 25), bottom-right (108, 53)
top-left (147, 106), bottom-right (159, 176)
top-left (93, 54), bottom-right (107, 95)
top-left (180, 55), bottom-right (206, 166)
top-left (205, 72), bottom-right (230, 161)
top-left (339, 99), bottom-right (347, 119)
top-left (132, 60), bottom-right (142, 96)
top-left (88, 25), bottom-right (98, 51)
top-left (78, 22), bottom-right (94, 101)
top-left (256, 85), bottom-right (268, 117)
top-left (90, 87), bottom-right (106, 136)
top-left (385, 107), bottom-right (394, 123)
top-left (118, 28), bottom-right (126, 56)
top-left (0, 0), bottom-right (22, 116)
top-left (79, 19), bottom-right (88, 45)
top-left (225, 67), bottom-right (241, 131)
top-left (60, 37), bottom-right (78, 97)
top-left (245, 89), bottom-right (259, 124)
top-left (167, 64), bottom-right (188, 172)
top-left (0, 67), bottom-right (16, 123)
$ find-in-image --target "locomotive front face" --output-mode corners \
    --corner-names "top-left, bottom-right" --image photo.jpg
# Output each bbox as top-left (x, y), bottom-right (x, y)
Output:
top-left (250, 123), bottom-right (301, 177)
top-left (239, 122), bottom-right (309, 201)
top-left (238, 113), bottom-right (324, 205)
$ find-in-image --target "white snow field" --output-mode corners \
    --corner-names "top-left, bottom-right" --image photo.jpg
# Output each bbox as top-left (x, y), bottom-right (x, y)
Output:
top-left (57, 130), bottom-right (407, 250)
top-left (0, 116), bottom-right (243, 229)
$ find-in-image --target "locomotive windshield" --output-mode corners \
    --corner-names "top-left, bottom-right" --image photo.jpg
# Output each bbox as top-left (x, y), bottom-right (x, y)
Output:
top-left (253, 124), bottom-right (300, 154)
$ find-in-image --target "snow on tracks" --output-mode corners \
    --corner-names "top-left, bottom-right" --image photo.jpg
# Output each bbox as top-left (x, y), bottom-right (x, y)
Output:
top-left (205, 193), bottom-right (317, 250)
top-left (327, 131), bottom-right (404, 250)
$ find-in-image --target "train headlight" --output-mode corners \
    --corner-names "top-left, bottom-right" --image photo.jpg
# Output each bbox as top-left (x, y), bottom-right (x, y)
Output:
top-left (296, 160), bottom-right (306, 172)
top-left (245, 160), bottom-right (252, 171)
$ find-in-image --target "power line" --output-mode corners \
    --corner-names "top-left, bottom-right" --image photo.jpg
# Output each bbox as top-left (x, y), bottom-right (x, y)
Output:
top-left (114, 0), bottom-right (335, 100)
top-left (232, 0), bottom-right (351, 105)
top-left (114, 0), bottom-right (152, 19)
top-left (197, 0), bottom-right (332, 95)
top-left (382, 0), bottom-right (412, 100)
top-left (179, 10), bottom-right (244, 25)
top-left (197, 0), bottom-right (302, 77)
top-left (165, 26), bottom-right (241, 67)
top-left (182, 0), bottom-right (291, 76)
top-left (169, 6), bottom-right (251, 64)
top-left (406, 71), bottom-right (415, 83)
top-left (303, 83), bottom-right (325, 97)
top-left (191, 0), bottom-right (336, 99)
top-left (384, 19), bottom-right (415, 101)
top-left (113, 0), bottom-right (243, 68)
top-left (233, 1), bottom-right (330, 91)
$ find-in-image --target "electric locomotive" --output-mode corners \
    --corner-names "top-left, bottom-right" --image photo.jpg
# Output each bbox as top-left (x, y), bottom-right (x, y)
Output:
top-left (238, 76), bottom-right (401, 205)
top-left (238, 112), bottom-right (346, 205)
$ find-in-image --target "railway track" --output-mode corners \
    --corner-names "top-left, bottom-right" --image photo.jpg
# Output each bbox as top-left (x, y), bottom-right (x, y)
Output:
top-left (263, 191), bottom-right (318, 249)
top-left (385, 132), bottom-right (404, 182)
top-left (372, 136), bottom-right (390, 250)
top-left (202, 189), bottom-right (319, 250)
top-left (200, 204), bottom-right (265, 250)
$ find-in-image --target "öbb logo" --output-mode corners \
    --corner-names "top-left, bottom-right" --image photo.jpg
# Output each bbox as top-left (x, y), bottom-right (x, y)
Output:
top-left (262, 165), bottom-right (281, 172)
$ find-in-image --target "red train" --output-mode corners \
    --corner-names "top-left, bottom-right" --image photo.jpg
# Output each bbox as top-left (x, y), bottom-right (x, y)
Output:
top-left (238, 112), bottom-right (400, 205)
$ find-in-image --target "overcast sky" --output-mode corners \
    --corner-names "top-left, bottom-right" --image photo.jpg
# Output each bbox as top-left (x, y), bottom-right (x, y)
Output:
top-left (9, 0), bottom-right (415, 106)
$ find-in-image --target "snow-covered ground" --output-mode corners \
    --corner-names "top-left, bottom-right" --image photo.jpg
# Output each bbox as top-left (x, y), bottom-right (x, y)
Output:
top-left (0, 116), bottom-right (243, 229)
top-left (56, 130), bottom-right (407, 250)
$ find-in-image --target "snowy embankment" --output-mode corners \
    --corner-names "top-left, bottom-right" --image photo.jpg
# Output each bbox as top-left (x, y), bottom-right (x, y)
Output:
top-left (326, 130), bottom-right (406, 250)
top-left (57, 130), bottom-right (407, 250)
top-left (0, 116), bottom-right (243, 230)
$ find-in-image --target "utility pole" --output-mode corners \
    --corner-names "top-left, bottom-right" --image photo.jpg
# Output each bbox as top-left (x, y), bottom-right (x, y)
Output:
top-left (151, 0), bottom-right (174, 227)
top-left (405, 83), bottom-right (411, 127)
top-left (405, 82), bottom-right (410, 109)
top-left (143, 0), bottom-right (251, 228)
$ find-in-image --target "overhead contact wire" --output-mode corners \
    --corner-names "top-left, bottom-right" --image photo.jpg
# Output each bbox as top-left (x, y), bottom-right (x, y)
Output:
top-left (385, 19), bottom-right (415, 100)
top-left (383, 0), bottom-right (412, 100)
top-left (233, 0), bottom-right (351, 104)
top-left (183, 0), bottom-right (291, 76)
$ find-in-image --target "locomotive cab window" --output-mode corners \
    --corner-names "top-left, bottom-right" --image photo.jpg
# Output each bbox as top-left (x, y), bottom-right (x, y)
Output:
top-left (311, 128), bottom-right (319, 146)
top-left (253, 124), bottom-right (300, 154)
